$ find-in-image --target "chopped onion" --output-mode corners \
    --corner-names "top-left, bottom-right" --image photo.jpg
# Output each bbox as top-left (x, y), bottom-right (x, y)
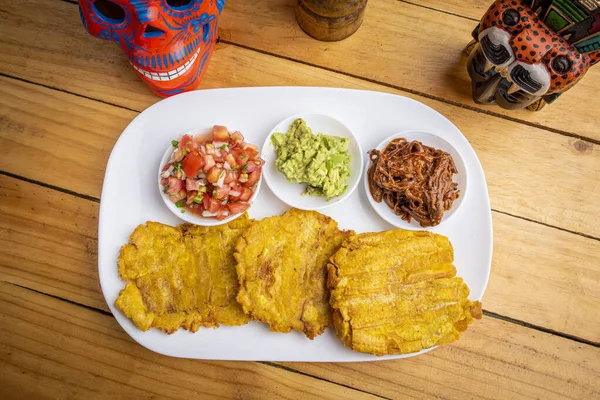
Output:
top-left (198, 173), bottom-right (206, 179)
top-left (223, 161), bottom-right (231, 171)
top-left (230, 190), bottom-right (241, 197)
top-left (160, 169), bottom-right (171, 178)
top-left (213, 141), bottom-right (228, 148)
top-left (215, 171), bottom-right (226, 187)
top-left (202, 211), bottom-right (218, 217)
top-left (221, 200), bottom-right (228, 205)
top-left (239, 176), bottom-right (248, 183)
top-left (171, 148), bottom-right (183, 162)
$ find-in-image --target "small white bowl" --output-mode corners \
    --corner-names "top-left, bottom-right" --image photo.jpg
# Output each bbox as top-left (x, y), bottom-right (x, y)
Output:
top-left (364, 130), bottom-right (468, 230)
top-left (261, 113), bottom-right (364, 211)
top-left (157, 127), bottom-right (262, 226)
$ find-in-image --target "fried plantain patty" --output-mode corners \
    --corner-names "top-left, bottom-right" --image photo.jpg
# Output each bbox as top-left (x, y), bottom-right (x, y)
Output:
top-left (328, 230), bottom-right (482, 355)
top-left (235, 208), bottom-right (353, 339)
top-left (115, 215), bottom-right (253, 334)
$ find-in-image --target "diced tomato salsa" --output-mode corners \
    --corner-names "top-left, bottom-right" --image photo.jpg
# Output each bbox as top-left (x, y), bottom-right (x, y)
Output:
top-left (161, 126), bottom-right (263, 220)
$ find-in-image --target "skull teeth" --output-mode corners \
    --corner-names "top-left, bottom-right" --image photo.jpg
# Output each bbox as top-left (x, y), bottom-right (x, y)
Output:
top-left (131, 48), bottom-right (201, 81)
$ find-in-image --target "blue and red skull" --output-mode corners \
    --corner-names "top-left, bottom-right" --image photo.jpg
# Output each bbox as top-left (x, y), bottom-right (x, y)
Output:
top-left (78, 0), bottom-right (225, 97)
top-left (467, 0), bottom-right (599, 110)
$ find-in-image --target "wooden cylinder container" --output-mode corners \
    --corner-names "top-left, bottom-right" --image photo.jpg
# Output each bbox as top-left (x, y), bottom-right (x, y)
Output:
top-left (295, 0), bottom-right (368, 42)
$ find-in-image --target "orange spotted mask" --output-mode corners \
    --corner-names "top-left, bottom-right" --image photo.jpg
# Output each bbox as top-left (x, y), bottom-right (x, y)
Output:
top-left (467, 0), bottom-right (600, 110)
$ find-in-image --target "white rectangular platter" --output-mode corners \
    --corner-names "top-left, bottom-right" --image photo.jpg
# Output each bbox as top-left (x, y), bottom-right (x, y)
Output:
top-left (98, 87), bottom-right (492, 361)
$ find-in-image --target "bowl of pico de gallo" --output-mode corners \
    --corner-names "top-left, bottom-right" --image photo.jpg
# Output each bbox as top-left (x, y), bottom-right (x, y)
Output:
top-left (158, 125), bottom-right (264, 226)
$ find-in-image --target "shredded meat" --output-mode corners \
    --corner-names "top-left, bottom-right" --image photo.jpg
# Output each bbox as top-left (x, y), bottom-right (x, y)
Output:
top-left (368, 138), bottom-right (459, 227)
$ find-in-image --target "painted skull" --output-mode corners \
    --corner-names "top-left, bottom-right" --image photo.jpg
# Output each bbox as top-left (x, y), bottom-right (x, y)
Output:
top-left (78, 0), bottom-right (225, 97)
top-left (467, 0), bottom-right (600, 110)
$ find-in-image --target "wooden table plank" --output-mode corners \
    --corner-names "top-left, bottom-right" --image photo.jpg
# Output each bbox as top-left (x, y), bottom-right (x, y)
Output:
top-left (0, 0), bottom-right (597, 398)
top-left (2, 174), bottom-right (599, 343)
top-left (0, 282), bottom-right (378, 400)
top-left (0, 175), bottom-right (105, 312)
top-left (281, 318), bottom-right (600, 400)
top-left (407, 0), bottom-right (499, 21)
top-left (2, 54), bottom-right (599, 239)
top-left (0, 77), bottom-right (135, 199)
top-left (1, 0), bottom-right (598, 142)
top-left (2, 0), bottom-right (598, 238)
top-left (218, 0), bottom-right (600, 141)
top-left (1, 281), bottom-right (599, 400)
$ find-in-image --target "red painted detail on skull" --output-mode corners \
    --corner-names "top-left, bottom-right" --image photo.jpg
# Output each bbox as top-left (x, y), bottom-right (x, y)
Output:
top-left (78, 0), bottom-right (224, 97)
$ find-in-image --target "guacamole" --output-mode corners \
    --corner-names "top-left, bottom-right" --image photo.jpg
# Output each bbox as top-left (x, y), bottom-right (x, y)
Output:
top-left (271, 118), bottom-right (351, 199)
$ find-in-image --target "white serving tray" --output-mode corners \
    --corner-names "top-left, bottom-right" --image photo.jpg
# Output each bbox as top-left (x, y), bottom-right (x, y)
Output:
top-left (98, 87), bottom-right (492, 362)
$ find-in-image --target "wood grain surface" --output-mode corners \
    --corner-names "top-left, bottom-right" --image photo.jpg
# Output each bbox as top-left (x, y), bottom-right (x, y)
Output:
top-left (0, 282), bottom-right (379, 400)
top-left (2, 0), bottom-right (599, 142)
top-left (2, 281), bottom-right (599, 400)
top-left (218, 0), bottom-right (600, 141)
top-left (1, 0), bottom-right (599, 398)
top-left (1, 1), bottom-right (598, 238)
top-left (2, 61), bottom-right (599, 239)
top-left (0, 175), bottom-right (104, 312)
top-left (408, 0), bottom-right (503, 21)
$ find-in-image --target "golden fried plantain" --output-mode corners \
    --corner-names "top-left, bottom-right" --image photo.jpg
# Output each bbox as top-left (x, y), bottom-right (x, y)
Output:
top-left (235, 208), bottom-right (353, 339)
top-left (328, 230), bottom-right (482, 355)
top-left (115, 215), bottom-right (253, 334)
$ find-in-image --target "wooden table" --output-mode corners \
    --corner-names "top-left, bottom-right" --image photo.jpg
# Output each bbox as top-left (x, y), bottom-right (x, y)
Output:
top-left (1, 0), bottom-right (599, 398)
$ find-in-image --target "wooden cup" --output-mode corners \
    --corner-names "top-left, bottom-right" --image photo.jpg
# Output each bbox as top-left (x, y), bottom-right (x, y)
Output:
top-left (295, 0), bottom-right (368, 42)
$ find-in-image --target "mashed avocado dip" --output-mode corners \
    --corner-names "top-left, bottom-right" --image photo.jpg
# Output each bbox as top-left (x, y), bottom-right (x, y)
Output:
top-left (271, 118), bottom-right (351, 199)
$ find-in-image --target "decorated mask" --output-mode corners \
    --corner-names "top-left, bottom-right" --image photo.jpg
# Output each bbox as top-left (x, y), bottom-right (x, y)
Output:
top-left (466, 0), bottom-right (599, 110)
top-left (78, 0), bottom-right (225, 97)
